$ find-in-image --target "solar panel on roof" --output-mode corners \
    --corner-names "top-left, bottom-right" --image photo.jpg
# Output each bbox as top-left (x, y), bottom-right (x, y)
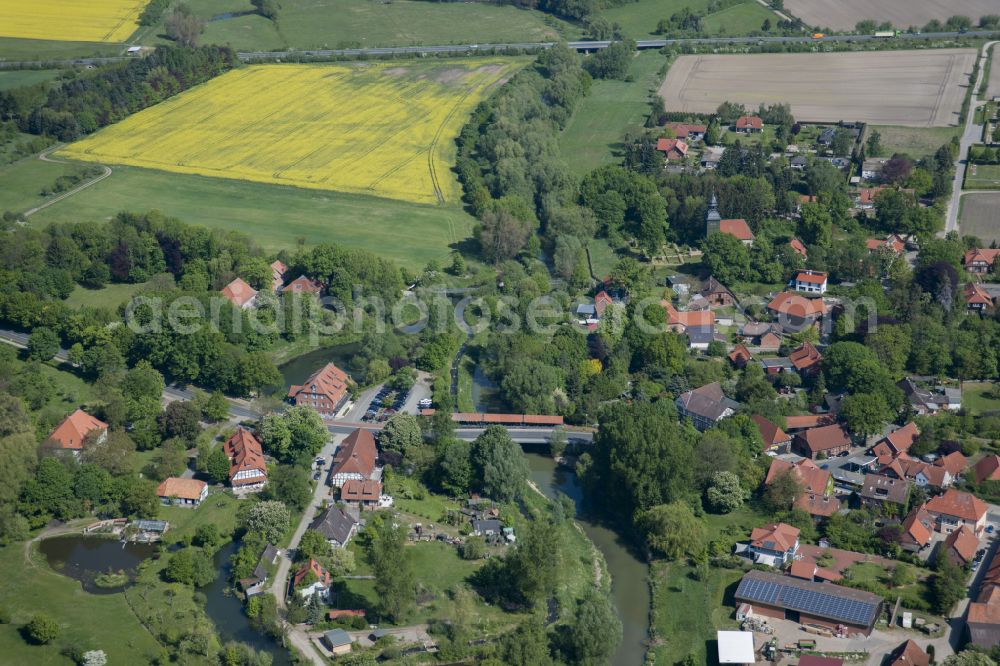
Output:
top-left (736, 574), bottom-right (880, 626)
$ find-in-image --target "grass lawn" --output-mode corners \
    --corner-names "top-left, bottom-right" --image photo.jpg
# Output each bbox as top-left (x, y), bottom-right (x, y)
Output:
top-left (721, 125), bottom-right (778, 147)
top-left (963, 381), bottom-right (1000, 415)
top-left (0, 69), bottom-right (63, 91)
top-left (138, 0), bottom-right (570, 51)
top-left (0, 36), bottom-right (124, 61)
top-left (587, 238), bottom-right (620, 279)
top-left (700, 2), bottom-right (774, 35)
top-left (457, 354), bottom-right (476, 413)
top-left (559, 50), bottom-right (666, 176)
top-left (65, 281), bottom-right (146, 309)
top-left (386, 474), bottom-right (463, 522)
top-left (967, 163), bottom-right (1000, 190)
top-left (0, 541), bottom-right (163, 664)
top-left (650, 561), bottom-right (744, 666)
top-left (158, 492), bottom-right (242, 545)
top-left (866, 125), bottom-right (962, 159)
top-left (29, 165), bottom-right (474, 271)
top-left (0, 156), bottom-right (73, 213)
top-left (39, 360), bottom-right (100, 412)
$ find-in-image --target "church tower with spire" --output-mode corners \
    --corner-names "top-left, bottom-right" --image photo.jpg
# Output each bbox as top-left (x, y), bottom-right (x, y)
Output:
top-left (705, 191), bottom-right (722, 237)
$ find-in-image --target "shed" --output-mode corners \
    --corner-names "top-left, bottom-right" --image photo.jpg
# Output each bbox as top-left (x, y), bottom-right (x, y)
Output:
top-left (717, 630), bottom-right (755, 664)
top-left (322, 628), bottom-right (353, 655)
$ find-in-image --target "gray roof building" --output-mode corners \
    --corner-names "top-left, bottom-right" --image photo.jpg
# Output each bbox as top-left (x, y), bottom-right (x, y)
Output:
top-left (310, 506), bottom-right (359, 547)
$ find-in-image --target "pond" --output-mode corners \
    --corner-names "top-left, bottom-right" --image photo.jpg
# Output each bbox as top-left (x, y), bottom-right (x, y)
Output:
top-left (278, 342), bottom-right (362, 389)
top-left (202, 541), bottom-right (291, 665)
top-left (524, 451), bottom-right (650, 666)
top-left (39, 535), bottom-right (155, 594)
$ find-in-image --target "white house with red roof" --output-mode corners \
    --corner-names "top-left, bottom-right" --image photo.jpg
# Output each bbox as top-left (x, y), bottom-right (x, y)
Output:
top-left (925, 489), bottom-right (989, 535)
top-left (790, 270), bottom-right (828, 294)
top-left (738, 522), bottom-right (800, 566)
top-left (221, 278), bottom-right (258, 309)
top-left (963, 248), bottom-right (1000, 274)
top-left (47, 409), bottom-right (108, 456)
top-left (224, 427), bottom-right (268, 491)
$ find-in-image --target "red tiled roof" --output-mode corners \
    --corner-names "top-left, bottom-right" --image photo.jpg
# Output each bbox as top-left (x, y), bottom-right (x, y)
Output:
top-left (664, 122), bottom-right (707, 138)
top-left (332, 428), bottom-right (377, 479)
top-left (656, 137), bottom-right (689, 157)
top-left (765, 458), bottom-right (830, 496)
top-left (341, 479), bottom-right (381, 502)
top-left (796, 492), bottom-right (841, 517)
top-left (662, 301), bottom-right (716, 329)
top-left (944, 524), bottom-right (979, 565)
top-left (901, 504), bottom-right (933, 548)
top-left (789, 341), bottom-right (822, 371)
top-left (857, 187), bottom-right (887, 205)
top-left (796, 423), bottom-right (851, 454)
top-left (964, 248), bottom-right (1000, 267)
top-left (975, 455), bottom-right (1000, 483)
top-left (926, 489), bottom-right (988, 522)
top-left (793, 270), bottom-right (828, 285)
top-left (719, 218), bottom-right (755, 241)
top-left (799, 655), bottom-right (845, 666)
top-left (749, 522), bottom-right (799, 552)
top-left (270, 260), bottom-right (287, 292)
top-left (729, 344), bottom-right (753, 366)
top-left (887, 640), bottom-right (928, 666)
top-left (965, 282), bottom-right (995, 307)
top-left (221, 278), bottom-right (257, 308)
top-left (767, 292), bottom-right (827, 318)
top-left (283, 275), bottom-right (323, 295)
top-left (879, 422), bottom-right (919, 456)
top-left (867, 236), bottom-right (906, 254)
top-left (736, 115), bottom-right (763, 129)
top-left (224, 427), bottom-right (267, 486)
top-left (48, 409), bottom-right (107, 450)
top-left (156, 477), bottom-right (207, 501)
top-left (789, 238), bottom-right (808, 258)
top-left (935, 451), bottom-right (968, 477)
top-left (753, 414), bottom-right (790, 447)
top-left (288, 363), bottom-right (351, 410)
top-left (784, 414), bottom-right (835, 430)
top-left (293, 558), bottom-right (332, 589)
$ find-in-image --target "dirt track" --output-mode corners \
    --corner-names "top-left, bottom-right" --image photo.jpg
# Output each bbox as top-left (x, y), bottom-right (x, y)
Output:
top-left (784, 0), bottom-right (999, 31)
top-left (658, 49), bottom-right (976, 127)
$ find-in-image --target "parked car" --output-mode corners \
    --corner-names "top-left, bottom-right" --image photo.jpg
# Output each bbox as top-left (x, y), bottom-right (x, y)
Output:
top-left (988, 525), bottom-right (996, 535)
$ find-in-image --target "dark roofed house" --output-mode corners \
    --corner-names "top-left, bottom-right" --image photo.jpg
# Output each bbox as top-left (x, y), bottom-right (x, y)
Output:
top-left (701, 276), bottom-right (736, 307)
top-left (794, 423), bottom-right (852, 459)
top-left (676, 382), bottom-right (739, 431)
top-left (859, 474), bottom-right (909, 509)
top-left (310, 505), bottom-right (359, 548)
top-left (733, 570), bottom-right (882, 636)
top-left (322, 628), bottom-right (354, 656)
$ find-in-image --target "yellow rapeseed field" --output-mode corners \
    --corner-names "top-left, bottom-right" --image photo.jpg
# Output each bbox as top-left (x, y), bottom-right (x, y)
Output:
top-left (60, 61), bottom-right (523, 205)
top-left (0, 0), bottom-right (149, 43)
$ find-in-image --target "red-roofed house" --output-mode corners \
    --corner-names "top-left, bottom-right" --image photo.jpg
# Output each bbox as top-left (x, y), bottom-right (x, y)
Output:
top-left (944, 525), bottom-right (980, 567)
top-left (886, 640), bottom-right (928, 666)
top-left (766, 292), bottom-right (827, 324)
top-left (282, 275), bottom-right (324, 295)
top-left (744, 523), bottom-right (800, 566)
top-left (728, 343), bottom-right (753, 369)
top-left (753, 415), bottom-right (792, 453)
top-left (656, 137), bottom-right (689, 161)
top-left (765, 457), bottom-right (831, 495)
top-left (963, 248), bottom-right (1000, 274)
top-left (735, 115), bottom-right (763, 133)
top-left (796, 492), bottom-right (842, 519)
top-left (790, 270), bottom-right (828, 294)
top-left (975, 455), bottom-right (1000, 484)
top-left (784, 414), bottom-right (835, 432)
top-left (900, 504), bottom-right (934, 552)
top-left (871, 422), bottom-right (920, 459)
top-left (224, 427), bottom-right (268, 491)
top-left (156, 477), bottom-right (208, 507)
top-left (340, 479), bottom-right (382, 510)
top-left (866, 235), bottom-right (906, 255)
top-left (965, 282), bottom-right (996, 312)
top-left (662, 300), bottom-right (716, 333)
top-left (664, 122), bottom-right (707, 140)
top-left (799, 655), bottom-right (845, 666)
top-left (288, 363), bottom-right (351, 418)
top-left (789, 237), bottom-right (808, 259)
top-left (221, 278), bottom-right (258, 309)
top-left (788, 341), bottom-right (822, 374)
top-left (718, 218), bottom-right (755, 246)
top-left (794, 423), bottom-right (852, 459)
top-left (293, 558), bottom-right (332, 599)
top-left (594, 290), bottom-right (614, 317)
top-left (47, 409), bottom-right (108, 454)
top-left (926, 489), bottom-right (989, 534)
top-left (331, 428), bottom-right (378, 487)
top-left (882, 456), bottom-right (952, 490)
top-left (935, 451), bottom-right (968, 479)
top-left (270, 260), bottom-right (287, 293)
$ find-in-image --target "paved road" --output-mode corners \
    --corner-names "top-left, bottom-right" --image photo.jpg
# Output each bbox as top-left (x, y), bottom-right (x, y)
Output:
top-left (23, 148), bottom-right (111, 217)
top-left (1, 30), bottom-right (995, 69)
top-left (945, 40), bottom-right (999, 234)
top-left (268, 431), bottom-right (348, 666)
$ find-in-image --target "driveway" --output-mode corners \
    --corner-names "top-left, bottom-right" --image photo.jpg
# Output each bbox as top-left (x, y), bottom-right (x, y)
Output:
top-left (400, 371), bottom-right (432, 415)
top-left (343, 384), bottom-right (383, 422)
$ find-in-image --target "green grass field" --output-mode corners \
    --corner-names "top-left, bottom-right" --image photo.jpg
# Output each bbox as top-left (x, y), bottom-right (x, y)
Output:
top-left (559, 51), bottom-right (666, 176)
top-left (598, 0), bottom-right (776, 39)
top-left (0, 157), bottom-right (72, 213)
top-left (158, 492), bottom-right (241, 545)
top-left (650, 561), bottom-right (744, 666)
top-left (134, 0), bottom-right (570, 51)
top-left (0, 37), bottom-right (124, 61)
top-left (0, 541), bottom-right (162, 664)
top-left (867, 125), bottom-right (962, 159)
top-left (65, 282), bottom-right (146, 309)
top-left (0, 69), bottom-right (63, 91)
top-left (967, 163), bottom-right (1000, 190)
top-left (29, 164), bottom-right (474, 271)
top-left (963, 381), bottom-right (1000, 415)
top-left (960, 192), bottom-right (1000, 244)
top-left (588, 238), bottom-right (620, 279)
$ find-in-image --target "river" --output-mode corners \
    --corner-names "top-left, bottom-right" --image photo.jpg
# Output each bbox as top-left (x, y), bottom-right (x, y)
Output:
top-left (524, 451), bottom-right (650, 666)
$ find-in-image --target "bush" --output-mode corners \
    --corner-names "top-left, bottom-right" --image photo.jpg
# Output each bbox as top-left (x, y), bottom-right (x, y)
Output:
top-left (25, 614), bottom-right (59, 644)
